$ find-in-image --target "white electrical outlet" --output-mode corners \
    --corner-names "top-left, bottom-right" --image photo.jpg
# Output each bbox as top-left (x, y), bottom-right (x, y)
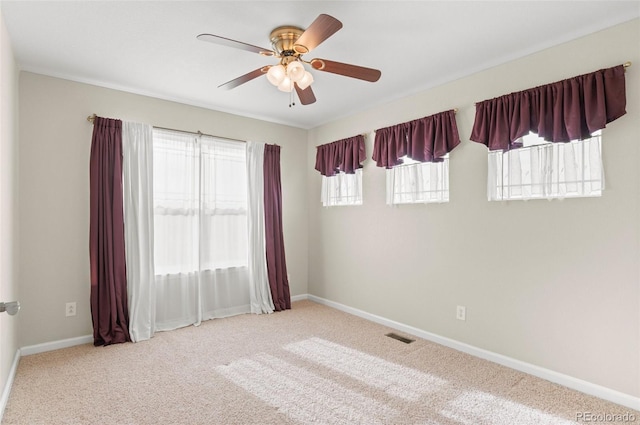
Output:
top-left (456, 305), bottom-right (466, 321)
top-left (66, 302), bottom-right (77, 317)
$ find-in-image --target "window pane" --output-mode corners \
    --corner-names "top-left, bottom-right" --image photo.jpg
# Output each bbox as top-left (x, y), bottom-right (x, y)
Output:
top-left (153, 129), bottom-right (248, 275)
top-left (201, 137), bottom-right (247, 211)
top-left (386, 156), bottom-right (449, 205)
top-left (200, 136), bottom-right (248, 270)
top-left (488, 132), bottom-right (603, 201)
top-left (321, 169), bottom-right (363, 206)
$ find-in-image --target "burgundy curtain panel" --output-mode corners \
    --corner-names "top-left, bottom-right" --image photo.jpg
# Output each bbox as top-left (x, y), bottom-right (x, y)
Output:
top-left (315, 135), bottom-right (366, 176)
top-left (470, 64), bottom-right (627, 151)
top-left (263, 144), bottom-right (291, 311)
top-left (89, 117), bottom-right (131, 346)
top-left (372, 109), bottom-right (460, 168)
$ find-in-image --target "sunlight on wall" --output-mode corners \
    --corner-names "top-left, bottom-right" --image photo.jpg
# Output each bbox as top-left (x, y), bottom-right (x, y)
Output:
top-left (441, 390), bottom-right (576, 425)
top-left (284, 337), bottom-right (446, 401)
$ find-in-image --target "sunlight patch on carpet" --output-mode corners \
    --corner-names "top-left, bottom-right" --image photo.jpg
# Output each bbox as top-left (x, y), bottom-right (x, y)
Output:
top-left (284, 337), bottom-right (446, 401)
top-left (441, 390), bottom-right (576, 425)
top-left (216, 352), bottom-right (397, 424)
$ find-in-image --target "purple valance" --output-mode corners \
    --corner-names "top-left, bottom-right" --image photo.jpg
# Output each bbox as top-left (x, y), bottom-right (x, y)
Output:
top-left (372, 110), bottom-right (460, 168)
top-left (470, 64), bottom-right (627, 151)
top-left (315, 135), bottom-right (366, 177)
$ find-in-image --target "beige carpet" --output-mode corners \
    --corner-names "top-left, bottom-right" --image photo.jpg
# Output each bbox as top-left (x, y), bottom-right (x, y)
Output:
top-left (2, 300), bottom-right (636, 424)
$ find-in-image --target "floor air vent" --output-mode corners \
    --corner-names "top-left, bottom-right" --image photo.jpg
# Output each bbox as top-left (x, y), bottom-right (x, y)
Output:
top-left (385, 333), bottom-right (415, 344)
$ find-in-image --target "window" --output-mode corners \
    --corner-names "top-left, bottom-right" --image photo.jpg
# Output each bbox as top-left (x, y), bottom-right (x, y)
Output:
top-left (153, 129), bottom-right (248, 275)
top-left (321, 169), bottom-right (363, 207)
top-left (386, 155), bottom-right (449, 205)
top-left (488, 132), bottom-right (603, 201)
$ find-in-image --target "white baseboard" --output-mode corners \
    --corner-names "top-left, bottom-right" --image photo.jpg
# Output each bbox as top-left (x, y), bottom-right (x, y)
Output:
top-left (290, 294), bottom-right (308, 303)
top-left (306, 294), bottom-right (640, 411)
top-left (0, 349), bottom-right (20, 423)
top-left (4, 298), bottom-right (639, 414)
top-left (1, 335), bottom-right (92, 420)
top-left (20, 335), bottom-right (93, 356)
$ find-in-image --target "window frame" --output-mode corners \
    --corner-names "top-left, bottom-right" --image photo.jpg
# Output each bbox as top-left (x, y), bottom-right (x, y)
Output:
top-left (152, 129), bottom-right (249, 275)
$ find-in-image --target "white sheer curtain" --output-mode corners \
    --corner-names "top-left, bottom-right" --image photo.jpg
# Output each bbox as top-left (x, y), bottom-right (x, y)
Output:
top-left (386, 156), bottom-right (449, 205)
top-left (321, 169), bottom-right (363, 207)
top-left (152, 129), bottom-right (251, 331)
top-left (246, 141), bottom-right (274, 314)
top-left (122, 121), bottom-right (156, 342)
top-left (487, 135), bottom-right (604, 201)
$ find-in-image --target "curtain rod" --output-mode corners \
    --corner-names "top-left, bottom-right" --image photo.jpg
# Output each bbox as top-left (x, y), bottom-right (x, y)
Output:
top-left (86, 114), bottom-right (246, 144)
top-left (363, 108), bottom-right (458, 136)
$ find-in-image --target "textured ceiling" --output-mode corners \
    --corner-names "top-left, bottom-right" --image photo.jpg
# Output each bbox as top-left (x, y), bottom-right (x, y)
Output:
top-left (1, 1), bottom-right (638, 129)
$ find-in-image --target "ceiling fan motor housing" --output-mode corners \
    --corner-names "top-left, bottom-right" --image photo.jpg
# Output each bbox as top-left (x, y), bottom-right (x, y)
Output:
top-left (270, 26), bottom-right (307, 58)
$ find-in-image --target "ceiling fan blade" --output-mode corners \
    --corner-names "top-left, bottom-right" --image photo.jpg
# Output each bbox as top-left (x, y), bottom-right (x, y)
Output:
top-left (218, 67), bottom-right (267, 90)
top-left (311, 59), bottom-right (381, 82)
top-left (293, 14), bottom-right (343, 54)
top-left (197, 33), bottom-right (274, 56)
top-left (294, 83), bottom-right (316, 105)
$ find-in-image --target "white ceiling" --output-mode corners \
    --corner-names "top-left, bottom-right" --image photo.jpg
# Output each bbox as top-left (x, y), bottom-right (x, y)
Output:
top-left (1, 1), bottom-right (638, 129)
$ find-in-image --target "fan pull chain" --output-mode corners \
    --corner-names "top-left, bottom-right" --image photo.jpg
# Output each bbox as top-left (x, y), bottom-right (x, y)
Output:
top-left (289, 84), bottom-right (296, 108)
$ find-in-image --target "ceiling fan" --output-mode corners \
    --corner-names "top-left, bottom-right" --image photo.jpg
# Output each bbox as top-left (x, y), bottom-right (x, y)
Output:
top-left (196, 14), bottom-right (382, 106)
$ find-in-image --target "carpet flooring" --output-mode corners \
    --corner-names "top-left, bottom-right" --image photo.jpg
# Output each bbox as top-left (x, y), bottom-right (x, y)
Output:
top-left (2, 300), bottom-right (637, 424)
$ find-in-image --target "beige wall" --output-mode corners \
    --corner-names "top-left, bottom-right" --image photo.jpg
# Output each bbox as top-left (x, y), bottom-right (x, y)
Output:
top-left (307, 19), bottom-right (640, 398)
top-left (0, 8), bottom-right (19, 405)
top-left (17, 73), bottom-right (309, 347)
top-left (9, 15), bottom-right (640, 404)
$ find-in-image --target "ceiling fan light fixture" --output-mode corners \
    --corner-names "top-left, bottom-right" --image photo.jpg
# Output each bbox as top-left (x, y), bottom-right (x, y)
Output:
top-left (286, 61), bottom-right (306, 82)
top-left (266, 64), bottom-right (286, 86)
top-left (297, 71), bottom-right (314, 90)
top-left (199, 14), bottom-right (381, 107)
top-left (277, 76), bottom-right (294, 92)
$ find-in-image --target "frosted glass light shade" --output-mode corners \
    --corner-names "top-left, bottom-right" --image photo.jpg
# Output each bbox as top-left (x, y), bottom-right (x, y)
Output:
top-left (277, 76), bottom-right (294, 92)
top-left (286, 61), bottom-right (305, 82)
top-left (297, 71), bottom-right (314, 90)
top-left (266, 65), bottom-right (286, 86)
